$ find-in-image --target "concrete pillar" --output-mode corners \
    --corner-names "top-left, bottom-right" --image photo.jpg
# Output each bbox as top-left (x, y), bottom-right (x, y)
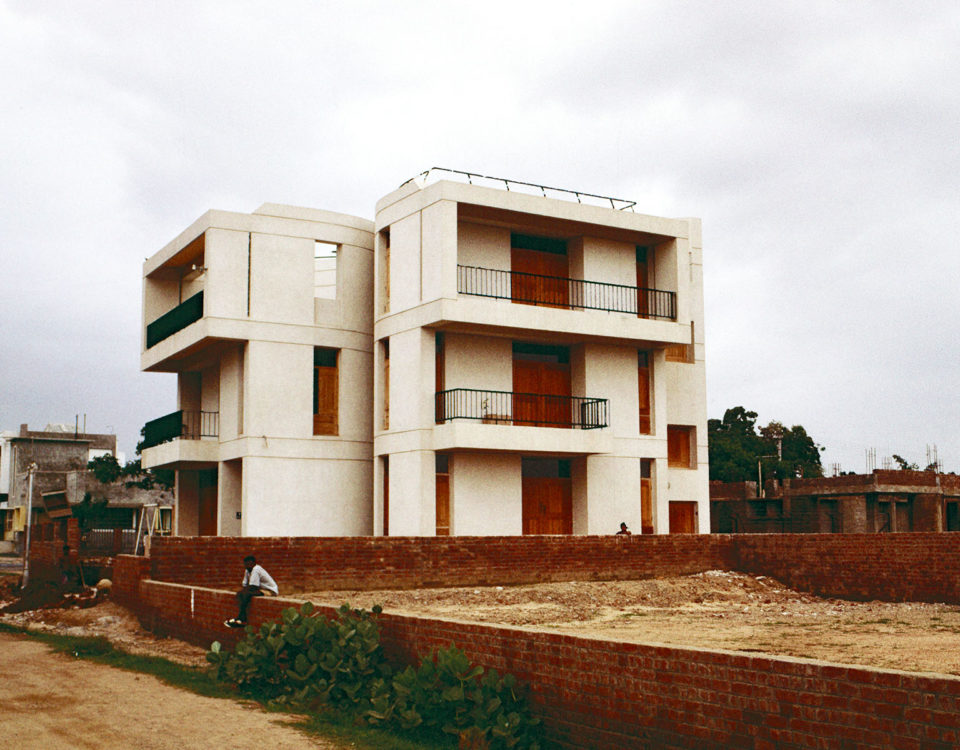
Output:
top-left (839, 495), bottom-right (867, 533)
top-left (913, 493), bottom-right (943, 532)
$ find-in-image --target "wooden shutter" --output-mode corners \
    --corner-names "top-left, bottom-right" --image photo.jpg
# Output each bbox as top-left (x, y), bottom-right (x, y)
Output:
top-left (313, 349), bottom-right (338, 436)
top-left (511, 247), bottom-right (569, 308)
top-left (667, 426), bottom-right (692, 468)
top-left (669, 501), bottom-right (697, 534)
top-left (435, 473), bottom-right (450, 535)
top-left (638, 352), bottom-right (651, 434)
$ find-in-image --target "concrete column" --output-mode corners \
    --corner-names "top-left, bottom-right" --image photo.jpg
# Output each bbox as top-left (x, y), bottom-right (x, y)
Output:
top-left (913, 493), bottom-right (943, 532)
top-left (839, 495), bottom-right (867, 533)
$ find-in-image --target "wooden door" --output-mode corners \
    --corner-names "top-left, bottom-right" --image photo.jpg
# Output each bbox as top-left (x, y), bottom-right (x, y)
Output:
top-left (198, 482), bottom-right (218, 536)
top-left (641, 478), bottom-right (653, 534)
top-left (668, 501), bottom-right (697, 534)
top-left (314, 353), bottom-right (338, 435)
top-left (638, 353), bottom-right (651, 434)
top-left (522, 477), bottom-right (572, 534)
top-left (513, 359), bottom-right (571, 427)
top-left (382, 457), bottom-right (389, 536)
top-left (511, 248), bottom-right (569, 308)
top-left (435, 473), bottom-right (450, 535)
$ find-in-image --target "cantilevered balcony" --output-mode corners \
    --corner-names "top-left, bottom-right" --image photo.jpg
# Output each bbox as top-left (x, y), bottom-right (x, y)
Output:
top-left (435, 388), bottom-right (609, 430)
top-left (457, 265), bottom-right (676, 320)
top-left (146, 291), bottom-right (204, 348)
top-left (142, 409), bottom-right (219, 449)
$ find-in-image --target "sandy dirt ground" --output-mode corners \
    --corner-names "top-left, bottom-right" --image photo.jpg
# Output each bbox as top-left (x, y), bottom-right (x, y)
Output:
top-left (3, 566), bottom-right (960, 748)
top-left (304, 570), bottom-right (960, 676)
top-left (0, 633), bottom-right (345, 749)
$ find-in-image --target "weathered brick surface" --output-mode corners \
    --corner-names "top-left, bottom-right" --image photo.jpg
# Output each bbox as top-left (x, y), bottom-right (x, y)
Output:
top-left (113, 532), bottom-right (960, 749)
top-left (133, 577), bottom-right (960, 750)
top-left (146, 534), bottom-right (738, 592)
top-left (732, 532), bottom-right (960, 602)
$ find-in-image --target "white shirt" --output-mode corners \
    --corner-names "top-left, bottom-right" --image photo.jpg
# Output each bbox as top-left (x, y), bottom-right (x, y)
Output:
top-left (242, 564), bottom-right (279, 595)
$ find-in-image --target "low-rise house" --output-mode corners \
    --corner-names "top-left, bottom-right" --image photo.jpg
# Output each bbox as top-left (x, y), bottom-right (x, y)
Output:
top-left (140, 170), bottom-right (710, 536)
top-left (710, 471), bottom-right (960, 533)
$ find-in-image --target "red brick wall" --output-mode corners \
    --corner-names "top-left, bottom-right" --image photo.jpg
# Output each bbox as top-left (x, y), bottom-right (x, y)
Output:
top-left (113, 532), bottom-right (960, 749)
top-left (732, 532), bottom-right (960, 602)
top-left (147, 534), bottom-right (737, 593)
top-left (132, 578), bottom-right (960, 750)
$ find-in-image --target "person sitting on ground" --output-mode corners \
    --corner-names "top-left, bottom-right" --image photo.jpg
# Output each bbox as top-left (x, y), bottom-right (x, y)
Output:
top-left (226, 555), bottom-right (278, 627)
top-left (616, 521), bottom-right (632, 536)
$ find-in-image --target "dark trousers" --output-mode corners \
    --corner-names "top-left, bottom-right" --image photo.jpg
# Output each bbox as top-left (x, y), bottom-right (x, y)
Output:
top-left (236, 585), bottom-right (263, 622)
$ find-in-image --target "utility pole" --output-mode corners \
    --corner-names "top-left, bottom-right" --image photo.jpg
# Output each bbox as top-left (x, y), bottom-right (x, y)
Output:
top-left (21, 462), bottom-right (37, 589)
top-left (757, 455), bottom-right (778, 498)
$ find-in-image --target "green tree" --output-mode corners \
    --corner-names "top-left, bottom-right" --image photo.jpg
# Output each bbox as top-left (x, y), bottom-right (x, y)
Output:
top-left (707, 407), bottom-right (767, 482)
top-left (708, 407), bottom-right (824, 482)
top-left (892, 454), bottom-right (919, 471)
top-left (87, 454), bottom-right (122, 484)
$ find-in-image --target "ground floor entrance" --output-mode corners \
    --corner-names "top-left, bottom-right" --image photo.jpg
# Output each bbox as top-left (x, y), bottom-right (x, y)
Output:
top-left (521, 458), bottom-right (572, 535)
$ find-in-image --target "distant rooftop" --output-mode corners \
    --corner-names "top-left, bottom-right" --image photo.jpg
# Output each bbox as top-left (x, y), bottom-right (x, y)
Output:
top-left (399, 167), bottom-right (637, 212)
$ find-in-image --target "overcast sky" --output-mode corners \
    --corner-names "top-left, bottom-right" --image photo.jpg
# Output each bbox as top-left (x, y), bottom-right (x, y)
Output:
top-left (1, 1), bottom-right (958, 474)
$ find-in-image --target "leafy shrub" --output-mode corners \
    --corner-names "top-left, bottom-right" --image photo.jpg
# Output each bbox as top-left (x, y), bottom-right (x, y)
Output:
top-left (207, 602), bottom-right (390, 709)
top-left (367, 646), bottom-right (541, 749)
top-left (208, 604), bottom-right (542, 749)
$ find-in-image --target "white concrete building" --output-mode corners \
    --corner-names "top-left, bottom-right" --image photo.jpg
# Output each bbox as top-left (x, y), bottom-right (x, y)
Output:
top-left (141, 171), bottom-right (708, 536)
top-left (140, 204), bottom-right (375, 536)
top-left (374, 170), bottom-right (708, 536)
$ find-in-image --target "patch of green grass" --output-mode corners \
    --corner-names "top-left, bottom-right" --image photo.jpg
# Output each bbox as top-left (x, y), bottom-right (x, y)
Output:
top-left (0, 622), bottom-right (233, 699)
top-left (0, 623), bottom-right (442, 749)
top-left (293, 710), bottom-right (451, 750)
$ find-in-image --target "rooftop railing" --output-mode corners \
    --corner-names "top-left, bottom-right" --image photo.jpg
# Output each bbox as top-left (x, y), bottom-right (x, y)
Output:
top-left (146, 291), bottom-right (204, 348)
top-left (399, 167), bottom-right (638, 211)
top-left (142, 410), bottom-right (219, 450)
top-left (435, 388), bottom-right (609, 430)
top-left (457, 265), bottom-right (676, 320)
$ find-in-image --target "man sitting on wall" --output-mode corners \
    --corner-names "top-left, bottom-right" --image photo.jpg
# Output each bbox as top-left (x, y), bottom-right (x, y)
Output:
top-left (225, 555), bottom-right (278, 628)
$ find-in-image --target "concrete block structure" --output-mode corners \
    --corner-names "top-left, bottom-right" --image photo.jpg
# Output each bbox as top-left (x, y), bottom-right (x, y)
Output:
top-left (710, 470), bottom-right (960, 533)
top-left (140, 204), bottom-right (375, 536)
top-left (140, 170), bottom-right (709, 536)
top-left (374, 171), bottom-right (709, 536)
top-left (0, 423), bottom-right (117, 543)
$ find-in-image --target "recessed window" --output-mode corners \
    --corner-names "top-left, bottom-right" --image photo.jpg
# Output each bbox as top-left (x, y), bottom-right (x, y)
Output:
top-left (667, 425), bottom-right (695, 468)
top-left (313, 347), bottom-right (339, 435)
top-left (314, 241), bottom-right (338, 300)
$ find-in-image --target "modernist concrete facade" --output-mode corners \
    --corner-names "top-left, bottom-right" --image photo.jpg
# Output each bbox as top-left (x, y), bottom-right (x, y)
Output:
top-left (141, 172), bottom-right (709, 536)
top-left (373, 175), bottom-right (708, 536)
top-left (140, 204), bottom-right (375, 536)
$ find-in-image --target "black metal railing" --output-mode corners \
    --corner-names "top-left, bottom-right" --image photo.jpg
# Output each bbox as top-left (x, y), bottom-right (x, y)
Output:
top-left (142, 410), bottom-right (219, 449)
top-left (435, 389), bottom-right (608, 430)
top-left (399, 167), bottom-right (638, 211)
top-left (457, 265), bottom-right (676, 320)
top-left (146, 291), bottom-right (204, 348)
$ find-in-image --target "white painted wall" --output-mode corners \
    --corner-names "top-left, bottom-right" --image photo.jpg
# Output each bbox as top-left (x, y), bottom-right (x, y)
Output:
top-left (389, 214), bottom-right (422, 312)
top-left (452, 453), bottom-right (522, 535)
top-left (444, 334), bottom-right (512, 392)
top-left (249, 233), bottom-right (314, 325)
top-left (581, 237), bottom-right (636, 287)
top-left (242, 455), bottom-right (371, 536)
top-left (457, 222), bottom-right (511, 270)
top-left (204, 228), bottom-right (249, 319)
top-left (385, 450), bottom-right (434, 535)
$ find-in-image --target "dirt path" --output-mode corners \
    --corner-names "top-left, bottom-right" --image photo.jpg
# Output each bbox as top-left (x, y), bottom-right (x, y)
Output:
top-left (0, 633), bottom-right (344, 750)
